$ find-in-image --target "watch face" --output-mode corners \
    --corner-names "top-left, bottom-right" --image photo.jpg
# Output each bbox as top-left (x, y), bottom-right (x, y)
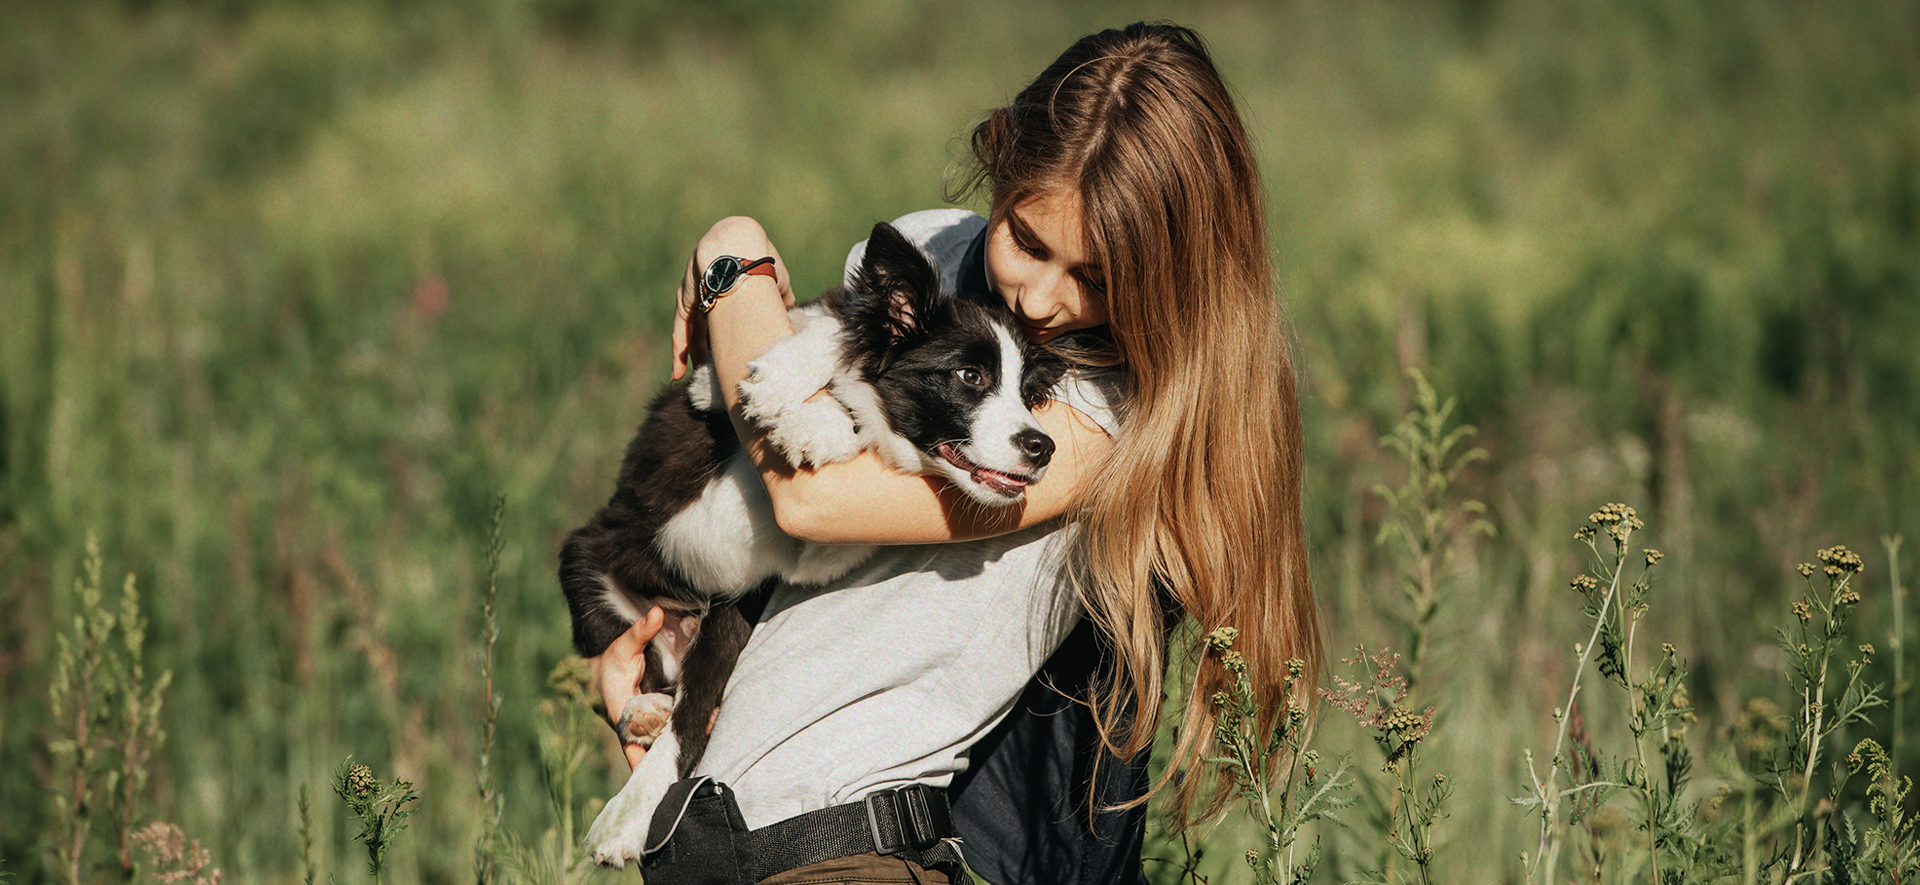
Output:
top-left (702, 256), bottom-right (742, 296)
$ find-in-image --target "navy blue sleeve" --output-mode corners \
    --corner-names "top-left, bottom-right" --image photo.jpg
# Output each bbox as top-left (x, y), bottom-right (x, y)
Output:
top-left (948, 619), bottom-right (1151, 885)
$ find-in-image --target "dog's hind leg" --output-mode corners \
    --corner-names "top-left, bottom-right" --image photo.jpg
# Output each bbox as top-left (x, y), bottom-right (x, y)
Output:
top-left (582, 602), bottom-right (751, 869)
top-left (668, 601), bottom-right (754, 777)
top-left (586, 728), bottom-right (680, 867)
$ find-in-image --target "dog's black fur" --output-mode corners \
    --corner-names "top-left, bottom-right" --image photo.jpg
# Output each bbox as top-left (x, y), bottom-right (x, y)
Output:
top-left (558, 380), bottom-right (758, 777)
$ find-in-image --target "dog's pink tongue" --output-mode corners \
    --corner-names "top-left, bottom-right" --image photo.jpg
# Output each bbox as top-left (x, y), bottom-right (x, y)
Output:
top-left (974, 467), bottom-right (1029, 497)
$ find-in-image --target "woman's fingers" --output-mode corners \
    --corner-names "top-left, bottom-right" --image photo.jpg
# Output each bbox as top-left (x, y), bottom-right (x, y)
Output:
top-left (589, 607), bottom-right (668, 770)
top-left (765, 236), bottom-right (797, 308)
top-left (591, 607), bottom-right (666, 726)
top-left (671, 250), bottom-right (704, 381)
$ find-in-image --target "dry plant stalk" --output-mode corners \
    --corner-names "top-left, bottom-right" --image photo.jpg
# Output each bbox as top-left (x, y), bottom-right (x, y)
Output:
top-left (475, 494), bottom-right (506, 885)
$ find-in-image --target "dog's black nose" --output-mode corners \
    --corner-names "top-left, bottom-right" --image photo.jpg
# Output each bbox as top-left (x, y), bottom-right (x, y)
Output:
top-left (1013, 428), bottom-right (1055, 469)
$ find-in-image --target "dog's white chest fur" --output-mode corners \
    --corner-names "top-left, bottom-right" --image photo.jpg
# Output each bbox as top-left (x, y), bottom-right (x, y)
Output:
top-left (663, 303), bottom-right (882, 595)
top-left (653, 451), bottom-right (874, 597)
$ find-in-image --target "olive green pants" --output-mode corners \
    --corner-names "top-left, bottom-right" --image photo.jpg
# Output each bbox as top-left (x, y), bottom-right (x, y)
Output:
top-left (756, 852), bottom-right (952, 884)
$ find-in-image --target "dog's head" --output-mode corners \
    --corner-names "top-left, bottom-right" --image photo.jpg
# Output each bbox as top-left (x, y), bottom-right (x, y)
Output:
top-left (840, 222), bottom-right (1068, 506)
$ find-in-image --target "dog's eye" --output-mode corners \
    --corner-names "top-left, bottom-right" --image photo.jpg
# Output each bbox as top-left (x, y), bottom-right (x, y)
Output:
top-left (955, 367), bottom-right (987, 389)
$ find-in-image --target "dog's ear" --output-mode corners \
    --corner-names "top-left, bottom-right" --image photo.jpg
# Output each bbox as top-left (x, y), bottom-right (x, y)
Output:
top-left (844, 223), bottom-right (942, 365)
top-left (1019, 338), bottom-right (1071, 409)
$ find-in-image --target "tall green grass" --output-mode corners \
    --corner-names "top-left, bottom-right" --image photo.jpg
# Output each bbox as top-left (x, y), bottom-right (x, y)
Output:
top-left (3, 0), bottom-right (1916, 881)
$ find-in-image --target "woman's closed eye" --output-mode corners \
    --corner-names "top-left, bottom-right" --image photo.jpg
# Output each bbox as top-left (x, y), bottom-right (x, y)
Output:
top-left (1013, 230), bottom-right (1047, 261)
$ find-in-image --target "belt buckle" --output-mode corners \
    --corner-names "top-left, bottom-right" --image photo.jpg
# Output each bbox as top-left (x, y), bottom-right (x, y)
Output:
top-left (865, 786), bottom-right (947, 856)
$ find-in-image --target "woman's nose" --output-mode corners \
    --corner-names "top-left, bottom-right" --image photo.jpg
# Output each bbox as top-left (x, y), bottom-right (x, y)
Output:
top-left (1020, 268), bottom-right (1069, 316)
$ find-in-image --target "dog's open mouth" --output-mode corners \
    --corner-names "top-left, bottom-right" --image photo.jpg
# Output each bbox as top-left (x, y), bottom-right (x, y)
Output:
top-left (936, 443), bottom-right (1033, 498)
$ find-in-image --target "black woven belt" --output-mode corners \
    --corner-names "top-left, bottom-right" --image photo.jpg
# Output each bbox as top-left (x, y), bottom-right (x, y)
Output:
top-left (744, 784), bottom-right (966, 882)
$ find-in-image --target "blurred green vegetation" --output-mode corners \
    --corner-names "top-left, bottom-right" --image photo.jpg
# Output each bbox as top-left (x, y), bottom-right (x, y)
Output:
top-left (1, 0), bottom-right (1915, 881)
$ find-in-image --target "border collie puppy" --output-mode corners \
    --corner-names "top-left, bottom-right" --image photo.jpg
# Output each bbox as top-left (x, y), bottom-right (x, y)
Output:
top-left (560, 222), bottom-right (1066, 865)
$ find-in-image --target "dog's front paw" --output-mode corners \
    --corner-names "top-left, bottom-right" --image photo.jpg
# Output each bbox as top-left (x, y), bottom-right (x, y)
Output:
top-left (764, 400), bottom-right (862, 466)
top-left (585, 731), bottom-right (682, 867)
top-left (739, 321), bottom-right (843, 423)
top-left (617, 692), bottom-right (676, 749)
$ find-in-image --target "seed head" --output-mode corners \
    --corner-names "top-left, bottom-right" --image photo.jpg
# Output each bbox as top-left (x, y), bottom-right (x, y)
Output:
top-left (1644, 549), bottom-right (1664, 566)
top-left (1285, 658), bottom-right (1305, 678)
top-left (1381, 708), bottom-right (1426, 736)
top-left (1792, 601), bottom-right (1812, 622)
top-left (1204, 627), bottom-right (1239, 652)
top-left (1797, 563), bottom-right (1816, 578)
top-left (1588, 503), bottom-right (1644, 534)
top-left (1284, 700), bottom-right (1307, 728)
top-left (1221, 651), bottom-right (1247, 674)
top-left (1210, 691), bottom-right (1231, 708)
top-left (1570, 574), bottom-right (1600, 594)
top-left (344, 764), bottom-right (378, 802)
top-left (1575, 525), bottom-right (1596, 542)
top-left (1837, 588), bottom-right (1861, 605)
top-left (1816, 546), bottom-right (1863, 575)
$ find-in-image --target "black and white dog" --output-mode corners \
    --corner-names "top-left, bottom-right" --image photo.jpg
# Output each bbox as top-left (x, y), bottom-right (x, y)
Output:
top-left (559, 222), bottom-right (1066, 865)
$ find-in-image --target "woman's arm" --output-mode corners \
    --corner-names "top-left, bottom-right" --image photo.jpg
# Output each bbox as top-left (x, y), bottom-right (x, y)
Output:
top-left (674, 217), bottom-right (1112, 546)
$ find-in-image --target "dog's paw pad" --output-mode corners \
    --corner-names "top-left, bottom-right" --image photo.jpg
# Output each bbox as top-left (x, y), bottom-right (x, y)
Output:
top-left (617, 692), bottom-right (676, 748)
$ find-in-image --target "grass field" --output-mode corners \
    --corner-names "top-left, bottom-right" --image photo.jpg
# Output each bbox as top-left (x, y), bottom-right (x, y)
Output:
top-left (3, 0), bottom-right (1917, 882)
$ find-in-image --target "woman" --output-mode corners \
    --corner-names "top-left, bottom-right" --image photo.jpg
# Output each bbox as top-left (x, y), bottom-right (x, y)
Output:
top-left (590, 22), bottom-right (1319, 884)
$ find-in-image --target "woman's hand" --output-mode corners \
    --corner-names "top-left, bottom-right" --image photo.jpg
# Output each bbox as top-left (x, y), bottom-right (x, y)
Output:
top-left (586, 608), bottom-right (667, 770)
top-left (671, 216), bottom-right (797, 381)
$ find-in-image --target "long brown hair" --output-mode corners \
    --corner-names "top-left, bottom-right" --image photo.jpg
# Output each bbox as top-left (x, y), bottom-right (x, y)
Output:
top-left (954, 22), bottom-right (1320, 826)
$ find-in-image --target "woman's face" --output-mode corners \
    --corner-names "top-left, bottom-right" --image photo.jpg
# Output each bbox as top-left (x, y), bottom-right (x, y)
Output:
top-left (985, 190), bottom-right (1109, 345)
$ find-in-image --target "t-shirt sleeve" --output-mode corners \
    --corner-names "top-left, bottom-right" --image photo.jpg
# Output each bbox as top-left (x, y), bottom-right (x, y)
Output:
top-left (843, 208), bottom-right (986, 294)
top-left (1050, 367), bottom-right (1129, 437)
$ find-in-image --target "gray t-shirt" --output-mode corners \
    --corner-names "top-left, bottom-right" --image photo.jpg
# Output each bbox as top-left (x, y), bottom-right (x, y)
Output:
top-left (695, 209), bottom-right (1127, 829)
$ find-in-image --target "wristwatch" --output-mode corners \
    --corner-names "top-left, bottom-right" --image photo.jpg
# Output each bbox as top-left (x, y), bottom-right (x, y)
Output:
top-left (696, 255), bottom-right (777, 313)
